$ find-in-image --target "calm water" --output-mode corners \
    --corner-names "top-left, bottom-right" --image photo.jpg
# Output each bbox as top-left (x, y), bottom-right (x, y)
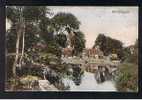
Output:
top-left (62, 71), bottom-right (117, 91)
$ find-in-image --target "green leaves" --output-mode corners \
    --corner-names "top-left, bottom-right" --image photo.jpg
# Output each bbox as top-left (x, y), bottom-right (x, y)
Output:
top-left (55, 34), bottom-right (67, 48)
top-left (6, 6), bottom-right (21, 23)
top-left (116, 63), bottom-right (138, 92)
top-left (23, 6), bottom-right (49, 21)
top-left (6, 6), bottom-right (86, 83)
top-left (72, 31), bottom-right (86, 56)
top-left (52, 12), bottom-right (85, 56)
top-left (94, 34), bottom-right (123, 59)
top-left (52, 12), bottom-right (80, 32)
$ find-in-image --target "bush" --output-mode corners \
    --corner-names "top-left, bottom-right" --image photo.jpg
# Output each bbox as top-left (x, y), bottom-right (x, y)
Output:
top-left (6, 75), bottom-right (41, 91)
top-left (116, 63), bottom-right (138, 92)
top-left (16, 65), bottom-right (43, 78)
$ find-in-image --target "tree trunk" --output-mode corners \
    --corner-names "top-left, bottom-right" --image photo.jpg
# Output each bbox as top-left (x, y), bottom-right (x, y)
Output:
top-left (12, 7), bottom-right (24, 77)
top-left (19, 21), bottom-right (25, 67)
top-left (12, 28), bottom-right (21, 77)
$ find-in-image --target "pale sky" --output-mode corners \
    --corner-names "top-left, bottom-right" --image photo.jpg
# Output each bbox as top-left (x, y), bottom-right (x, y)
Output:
top-left (48, 6), bottom-right (138, 48)
top-left (6, 6), bottom-right (138, 48)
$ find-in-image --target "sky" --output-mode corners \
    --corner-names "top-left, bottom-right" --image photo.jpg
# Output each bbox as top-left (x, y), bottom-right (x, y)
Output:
top-left (48, 6), bottom-right (138, 48)
top-left (6, 6), bottom-right (138, 48)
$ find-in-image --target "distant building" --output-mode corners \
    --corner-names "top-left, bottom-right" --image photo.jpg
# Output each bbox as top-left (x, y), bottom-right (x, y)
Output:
top-left (82, 46), bottom-right (104, 59)
top-left (129, 46), bottom-right (135, 54)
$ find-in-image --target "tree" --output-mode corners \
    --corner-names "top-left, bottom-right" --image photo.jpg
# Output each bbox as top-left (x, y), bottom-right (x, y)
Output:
top-left (51, 12), bottom-right (86, 56)
top-left (52, 12), bottom-right (80, 34)
top-left (134, 39), bottom-right (138, 48)
top-left (6, 6), bottom-right (51, 77)
top-left (55, 34), bottom-right (67, 48)
top-left (71, 31), bottom-right (86, 56)
top-left (52, 12), bottom-right (81, 48)
top-left (94, 34), bottom-right (123, 59)
top-left (94, 34), bottom-right (107, 53)
top-left (6, 7), bottom-right (25, 77)
top-left (39, 16), bottom-right (53, 42)
top-left (23, 6), bottom-right (50, 21)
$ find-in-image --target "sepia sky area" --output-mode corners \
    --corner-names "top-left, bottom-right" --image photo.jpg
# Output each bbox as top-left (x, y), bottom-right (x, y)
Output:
top-left (6, 6), bottom-right (138, 48)
top-left (49, 6), bottom-right (138, 48)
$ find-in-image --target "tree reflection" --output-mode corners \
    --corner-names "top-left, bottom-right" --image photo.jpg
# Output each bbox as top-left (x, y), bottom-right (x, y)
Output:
top-left (72, 64), bottom-right (84, 86)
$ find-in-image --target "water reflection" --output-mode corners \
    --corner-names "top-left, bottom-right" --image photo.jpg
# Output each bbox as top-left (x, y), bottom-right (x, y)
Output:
top-left (62, 71), bottom-right (116, 91)
top-left (72, 66), bottom-right (83, 86)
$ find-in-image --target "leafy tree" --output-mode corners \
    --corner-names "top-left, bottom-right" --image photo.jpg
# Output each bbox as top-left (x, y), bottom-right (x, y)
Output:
top-left (71, 31), bottom-right (86, 56)
top-left (6, 6), bottom-right (51, 77)
top-left (52, 12), bottom-right (86, 56)
top-left (39, 16), bottom-right (54, 42)
top-left (23, 6), bottom-right (50, 21)
top-left (94, 34), bottom-right (123, 59)
top-left (6, 6), bottom-right (25, 77)
top-left (6, 7), bottom-right (85, 85)
top-left (52, 12), bottom-right (81, 49)
top-left (45, 41), bottom-right (62, 58)
top-left (94, 34), bottom-right (106, 53)
top-left (55, 34), bottom-right (67, 48)
top-left (52, 12), bottom-right (80, 34)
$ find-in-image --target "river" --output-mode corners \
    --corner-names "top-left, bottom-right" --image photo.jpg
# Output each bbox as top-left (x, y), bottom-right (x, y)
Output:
top-left (62, 71), bottom-right (117, 91)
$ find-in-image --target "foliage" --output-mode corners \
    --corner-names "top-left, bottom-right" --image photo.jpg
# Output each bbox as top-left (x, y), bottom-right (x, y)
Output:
top-left (72, 31), bottom-right (86, 56)
top-left (6, 6), bottom-right (21, 23)
top-left (116, 63), bottom-right (138, 92)
top-left (6, 6), bottom-right (51, 77)
top-left (40, 53), bottom-right (60, 65)
top-left (16, 65), bottom-right (43, 78)
top-left (94, 34), bottom-right (123, 59)
top-left (45, 41), bottom-right (62, 58)
top-left (6, 75), bottom-right (41, 91)
top-left (52, 12), bottom-right (84, 56)
top-left (25, 24), bottom-right (40, 50)
top-left (6, 27), bottom-right (17, 53)
top-left (52, 12), bottom-right (80, 33)
top-left (39, 17), bottom-right (54, 42)
top-left (55, 34), bottom-right (67, 48)
top-left (6, 6), bottom-right (51, 51)
top-left (123, 39), bottom-right (138, 64)
top-left (23, 6), bottom-right (50, 21)
top-left (72, 65), bottom-right (84, 85)
top-left (6, 6), bottom-right (87, 91)
top-left (125, 49), bottom-right (138, 64)
top-left (6, 77), bottom-right (21, 91)
top-left (19, 75), bottom-right (40, 83)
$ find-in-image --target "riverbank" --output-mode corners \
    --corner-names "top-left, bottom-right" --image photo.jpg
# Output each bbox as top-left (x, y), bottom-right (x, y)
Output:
top-left (116, 63), bottom-right (138, 92)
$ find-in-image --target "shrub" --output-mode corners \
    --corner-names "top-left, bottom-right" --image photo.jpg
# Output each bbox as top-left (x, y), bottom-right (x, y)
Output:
top-left (116, 63), bottom-right (138, 92)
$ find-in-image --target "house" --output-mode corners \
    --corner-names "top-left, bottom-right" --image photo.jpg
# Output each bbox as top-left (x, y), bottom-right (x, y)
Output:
top-left (129, 46), bottom-right (135, 54)
top-left (82, 46), bottom-right (104, 59)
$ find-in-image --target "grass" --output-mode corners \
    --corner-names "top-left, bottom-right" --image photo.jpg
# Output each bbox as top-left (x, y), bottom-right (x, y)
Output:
top-left (116, 63), bottom-right (138, 92)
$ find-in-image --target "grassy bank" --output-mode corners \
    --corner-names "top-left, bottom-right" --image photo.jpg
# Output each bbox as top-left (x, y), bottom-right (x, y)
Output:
top-left (116, 63), bottom-right (138, 92)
